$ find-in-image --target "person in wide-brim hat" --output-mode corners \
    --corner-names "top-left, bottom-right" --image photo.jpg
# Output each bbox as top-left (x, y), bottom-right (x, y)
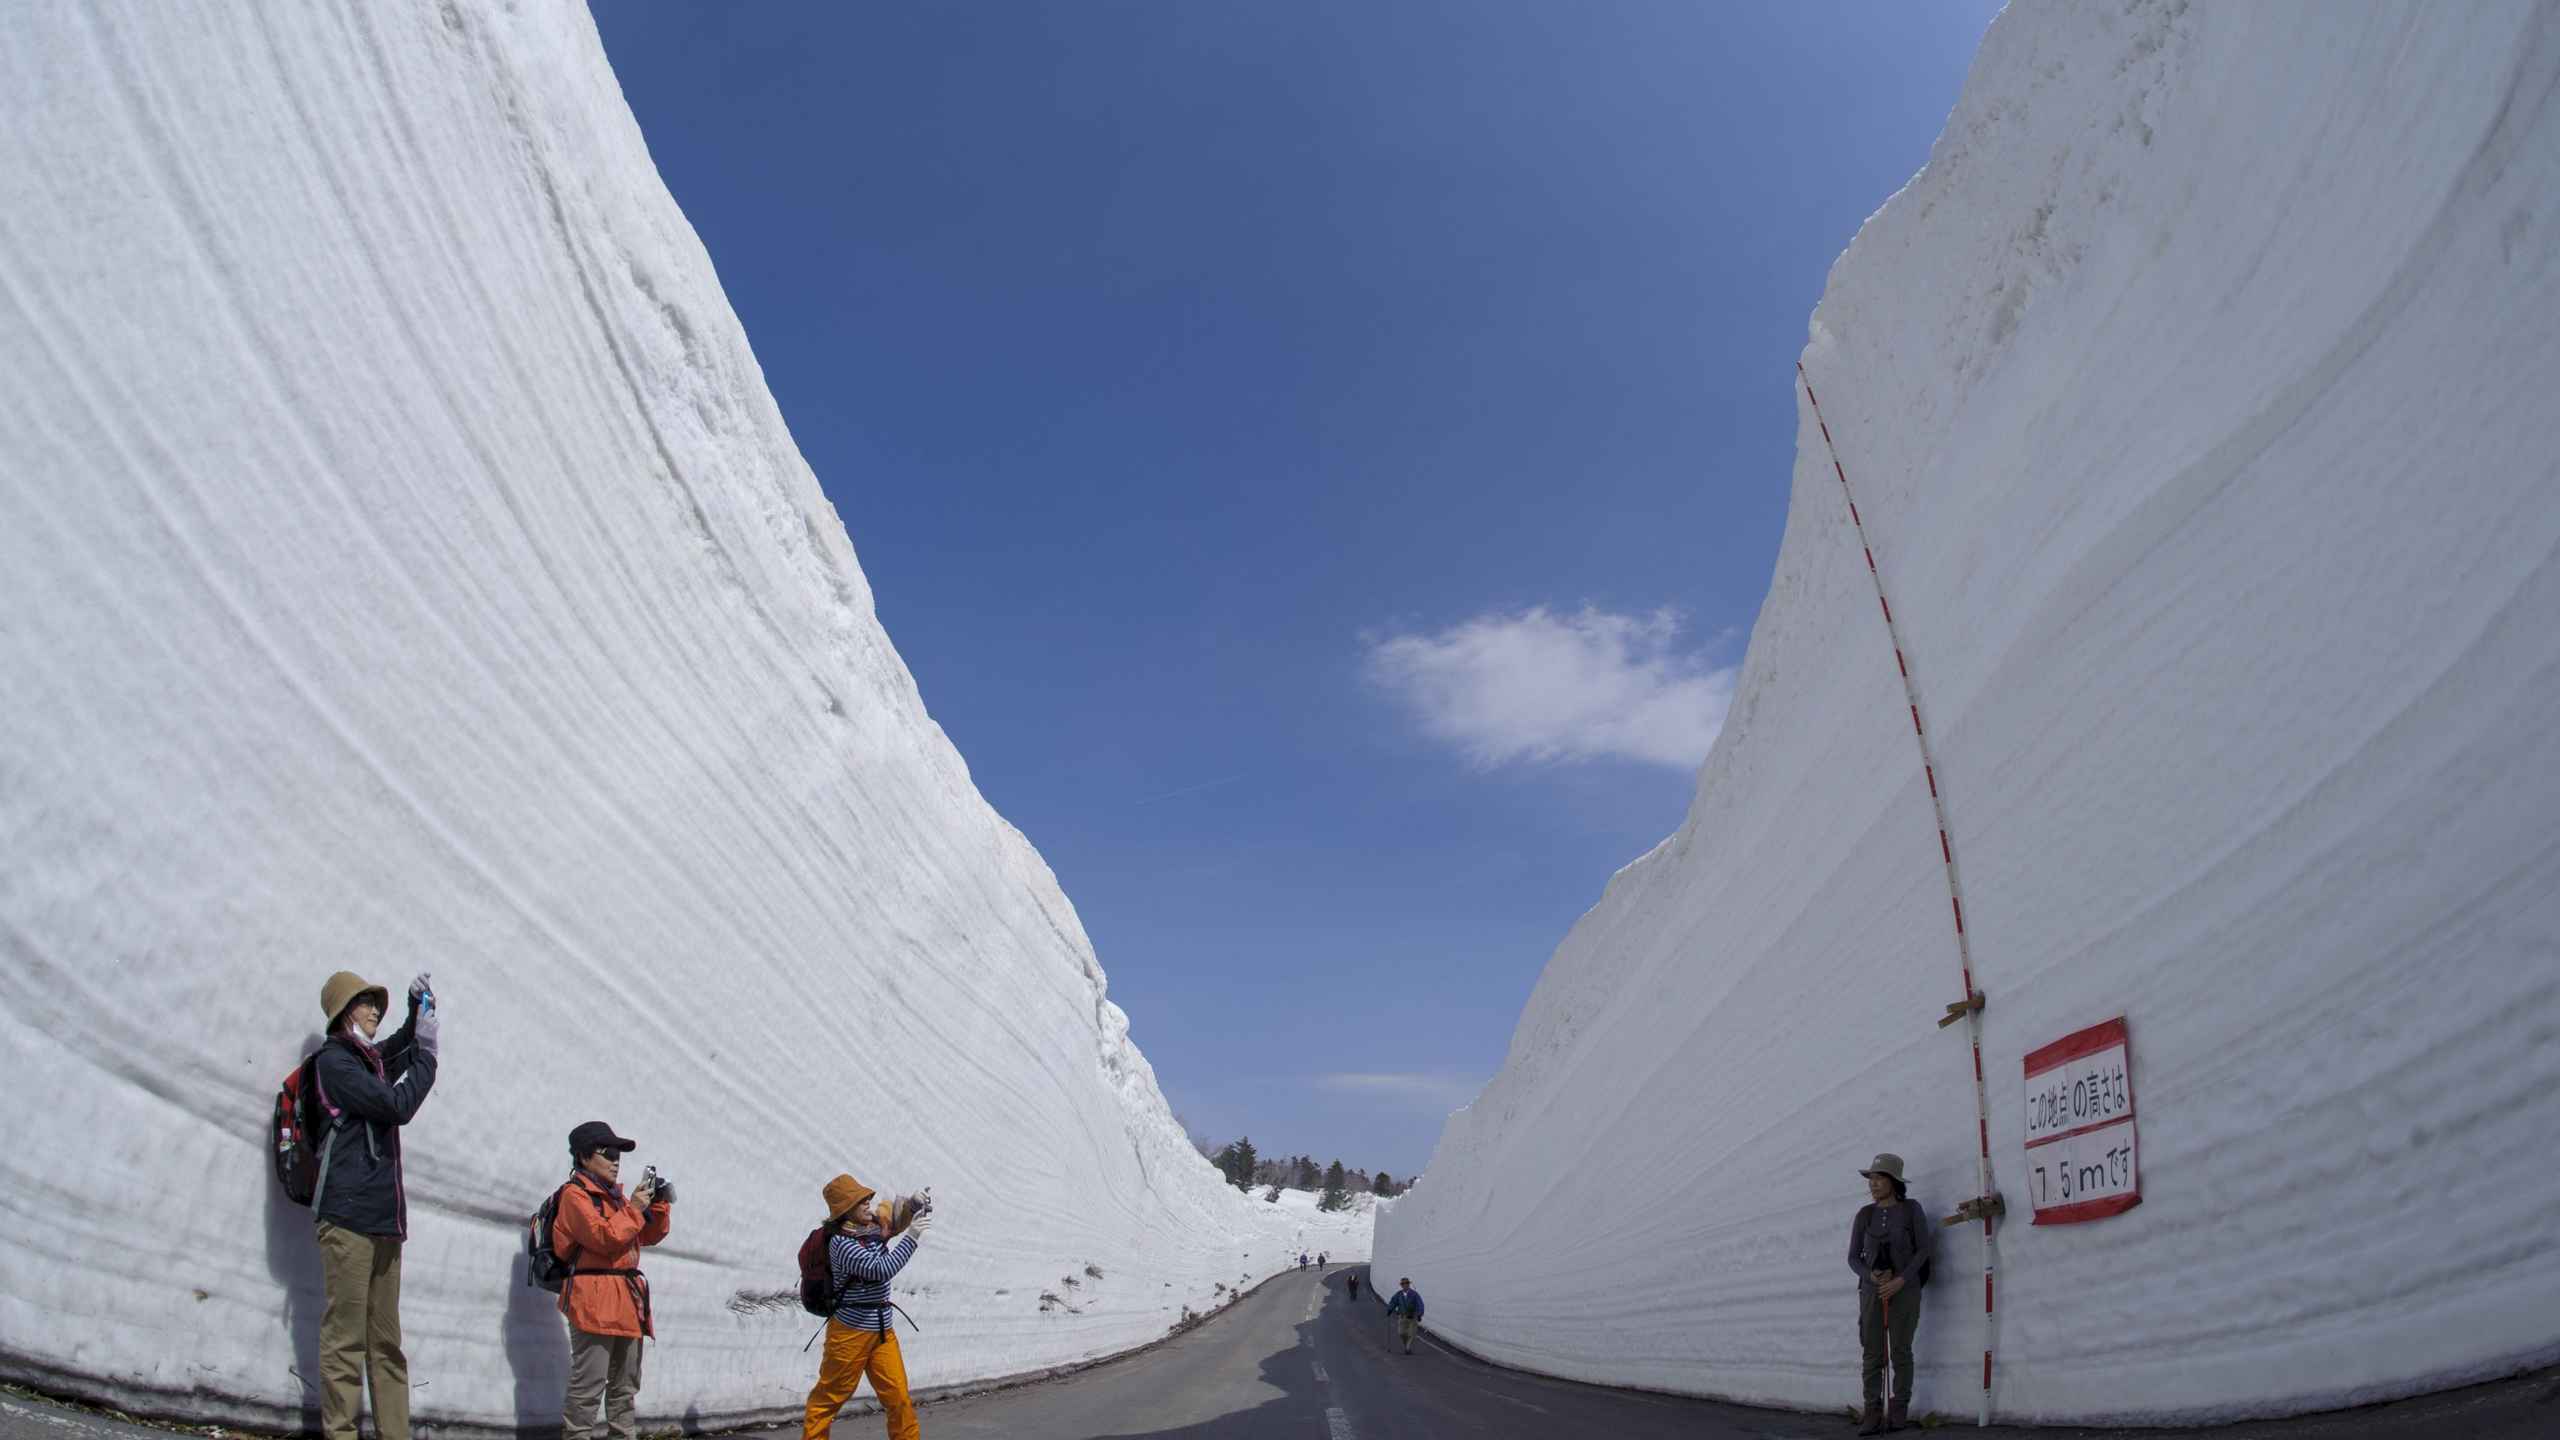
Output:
top-left (804, 1172), bottom-right (931, 1440)
top-left (1849, 1152), bottom-right (1932, 1434)
top-left (305, 968), bottom-right (440, 1440)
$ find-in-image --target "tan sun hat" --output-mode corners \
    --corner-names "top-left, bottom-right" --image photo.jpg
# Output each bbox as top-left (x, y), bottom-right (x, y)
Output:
top-left (1859, 1153), bottom-right (1907, 1182)
top-left (822, 1173), bottom-right (876, 1224)
top-left (319, 971), bottom-right (390, 1028)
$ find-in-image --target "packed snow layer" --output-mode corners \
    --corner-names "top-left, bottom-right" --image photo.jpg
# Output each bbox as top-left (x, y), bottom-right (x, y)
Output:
top-left (1376, 1), bottom-right (2560, 1425)
top-left (0, 1), bottom-right (1367, 1428)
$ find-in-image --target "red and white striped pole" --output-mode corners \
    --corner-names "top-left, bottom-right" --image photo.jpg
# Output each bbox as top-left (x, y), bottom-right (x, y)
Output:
top-left (1798, 362), bottom-right (1999, 1427)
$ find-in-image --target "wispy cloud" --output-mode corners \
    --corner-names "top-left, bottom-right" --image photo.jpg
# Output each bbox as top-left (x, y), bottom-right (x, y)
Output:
top-left (1362, 605), bottom-right (1735, 771)
top-left (1317, 1072), bottom-right (1487, 1110)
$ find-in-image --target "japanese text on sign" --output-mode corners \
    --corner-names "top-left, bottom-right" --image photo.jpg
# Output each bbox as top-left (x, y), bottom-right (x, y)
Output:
top-left (2023, 1016), bottom-right (2142, 1225)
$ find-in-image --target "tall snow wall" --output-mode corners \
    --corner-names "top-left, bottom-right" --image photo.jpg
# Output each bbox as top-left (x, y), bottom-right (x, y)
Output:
top-left (1375, 1), bottom-right (2560, 1425)
top-left (0, 2), bottom-right (1367, 1429)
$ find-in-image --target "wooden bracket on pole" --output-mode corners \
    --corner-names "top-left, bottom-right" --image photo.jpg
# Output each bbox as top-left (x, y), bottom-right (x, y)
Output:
top-left (1937, 990), bottom-right (1985, 1029)
top-left (1941, 1192), bottom-right (2005, 1229)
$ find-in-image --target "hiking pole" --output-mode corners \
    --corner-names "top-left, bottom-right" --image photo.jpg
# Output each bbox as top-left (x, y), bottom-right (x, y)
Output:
top-left (1880, 1280), bottom-right (1895, 1421)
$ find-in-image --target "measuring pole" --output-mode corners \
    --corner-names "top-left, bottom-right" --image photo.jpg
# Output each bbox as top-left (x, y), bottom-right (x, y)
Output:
top-left (1798, 362), bottom-right (1999, 1426)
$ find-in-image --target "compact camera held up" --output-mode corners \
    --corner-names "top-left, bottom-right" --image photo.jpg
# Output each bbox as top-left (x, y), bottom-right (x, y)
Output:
top-left (885, 1186), bottom-right (933, 1235)
top-left (639, 1164), bottom-right (676, 1205)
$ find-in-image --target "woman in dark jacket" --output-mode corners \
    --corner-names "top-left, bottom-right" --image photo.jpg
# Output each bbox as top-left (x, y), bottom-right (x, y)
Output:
top-left (309, 970), bottom-right (439, 1440)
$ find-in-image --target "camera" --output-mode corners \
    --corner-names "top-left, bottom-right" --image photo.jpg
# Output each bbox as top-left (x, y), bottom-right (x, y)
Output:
top-left (888, 1187), bottom-right (932, 1232)
top-left (640, 1165), bottom-right (674, 1204)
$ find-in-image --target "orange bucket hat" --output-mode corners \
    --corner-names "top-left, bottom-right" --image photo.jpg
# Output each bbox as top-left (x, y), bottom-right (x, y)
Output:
top-left (822, 1173), bottom-right (875, 1224)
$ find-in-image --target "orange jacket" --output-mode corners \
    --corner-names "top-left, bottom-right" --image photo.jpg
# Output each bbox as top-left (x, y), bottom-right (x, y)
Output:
top-left (552, 1171), bottom-right (672, 1337)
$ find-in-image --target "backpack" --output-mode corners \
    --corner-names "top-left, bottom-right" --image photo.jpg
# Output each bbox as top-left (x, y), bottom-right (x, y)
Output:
top-left (526, 1184), bottom-right (575, 1292)
top-left (797, 1224), bottom-right (842, 1316)
top-left (270, 1054), bottom-right (330, 1206)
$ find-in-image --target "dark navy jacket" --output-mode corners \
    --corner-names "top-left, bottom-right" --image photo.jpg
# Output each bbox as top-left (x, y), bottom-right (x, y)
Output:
top-left (1385, 1286), bottom-right (1424, 1320)
top-left (311, 1020), bottom-right (436, 1238)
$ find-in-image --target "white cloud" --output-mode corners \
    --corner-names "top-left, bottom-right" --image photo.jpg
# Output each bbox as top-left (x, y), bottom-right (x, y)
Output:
top-left (1363, 605), bottom-right (1735, 771)
top-left (1316, 1072), bottom-right (1488, 1110)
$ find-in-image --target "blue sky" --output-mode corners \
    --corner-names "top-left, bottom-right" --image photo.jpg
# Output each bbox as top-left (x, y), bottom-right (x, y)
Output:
top-left (591, 1), bottom-right (2000, 1178)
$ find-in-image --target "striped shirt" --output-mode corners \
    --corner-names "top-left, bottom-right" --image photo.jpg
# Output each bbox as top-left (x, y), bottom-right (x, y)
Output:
top-left (828, 1229), bottom-right (916, 1331)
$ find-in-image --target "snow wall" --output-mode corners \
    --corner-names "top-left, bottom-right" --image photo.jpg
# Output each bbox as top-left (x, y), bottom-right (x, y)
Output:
top-left (1375, 1), bottom-right (2560, 1425)
top-left (0, 2), bottom-right (1367, 1429)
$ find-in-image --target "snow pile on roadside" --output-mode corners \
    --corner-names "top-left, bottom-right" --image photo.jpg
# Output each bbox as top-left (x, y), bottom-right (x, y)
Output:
top-left (1376, 1), bottom-right (2560, 1424)
top-left (0, 1), bottom-right (1363, 1428)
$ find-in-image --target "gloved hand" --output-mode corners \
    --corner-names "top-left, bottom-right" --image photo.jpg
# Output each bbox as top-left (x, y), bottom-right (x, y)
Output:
top-left (901, 1211), bottom-right (933, 1244)
top-left (407, 973), bottom-right (435, 1013)
top-left (411, 987), bottom-right (441, 1057)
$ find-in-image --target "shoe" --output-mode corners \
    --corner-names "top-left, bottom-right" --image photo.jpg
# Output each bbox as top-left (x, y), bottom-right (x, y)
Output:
top-left (1855, 1402), bottom-right (1884, 1436)
top-left (1885, 1398), bottom-right (1909, 1432)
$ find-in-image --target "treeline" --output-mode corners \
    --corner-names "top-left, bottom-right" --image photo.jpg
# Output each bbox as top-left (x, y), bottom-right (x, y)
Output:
top-left (1197, 1136), bottom-right (1409, 1208)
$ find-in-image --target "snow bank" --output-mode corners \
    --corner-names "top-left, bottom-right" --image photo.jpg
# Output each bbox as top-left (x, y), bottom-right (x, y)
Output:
top-left (1375, 1), bottom-right (2560, 1424)
top-left (0, 1), bottom-right (1363, 1428)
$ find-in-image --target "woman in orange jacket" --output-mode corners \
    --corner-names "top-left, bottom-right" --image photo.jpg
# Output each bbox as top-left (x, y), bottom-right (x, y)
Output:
top-left (554, 1121), bottom-right (673, 1440)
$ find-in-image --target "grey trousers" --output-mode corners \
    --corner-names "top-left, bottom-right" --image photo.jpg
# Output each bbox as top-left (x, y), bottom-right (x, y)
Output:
top-left (1859, 1285), bottom-right (1921, 1405)
top-left (564, 1329), bottom-right (646, 1440)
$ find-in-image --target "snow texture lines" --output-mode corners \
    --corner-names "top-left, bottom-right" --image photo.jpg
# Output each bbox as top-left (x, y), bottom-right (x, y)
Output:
top-left (1799, 361), bottom-right (2000, 1424)
top-left (1379, 1), bottom-right (2560, 1423)
top-left (0, 1), bottom-right (1372, 1427)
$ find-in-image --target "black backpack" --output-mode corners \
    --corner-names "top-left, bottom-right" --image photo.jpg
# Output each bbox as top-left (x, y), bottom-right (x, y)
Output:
top-left (525, 1183), bottom-right (575, 1291)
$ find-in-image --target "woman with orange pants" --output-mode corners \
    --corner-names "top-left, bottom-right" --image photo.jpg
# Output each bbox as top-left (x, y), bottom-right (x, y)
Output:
top-left (803, 1174), bottom-right (928, 1440)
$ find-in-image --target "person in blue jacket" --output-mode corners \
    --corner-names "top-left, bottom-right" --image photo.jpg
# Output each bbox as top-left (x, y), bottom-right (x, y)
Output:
top-left (1383, 1277), bottom-right (1425, 1354)
top-left (308, 970), bottom-right (440, 1440)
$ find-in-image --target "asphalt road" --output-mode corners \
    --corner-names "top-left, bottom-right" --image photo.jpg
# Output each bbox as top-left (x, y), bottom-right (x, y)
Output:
top-left (911, 1265), bottom-right (2560, 1439)
top-left (2, 1268), bottom-right (2552, 1440)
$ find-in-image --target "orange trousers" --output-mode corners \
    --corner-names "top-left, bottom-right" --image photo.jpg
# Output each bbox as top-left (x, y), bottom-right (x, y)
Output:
top-left (802, 1322), bottom-right (918, 1440)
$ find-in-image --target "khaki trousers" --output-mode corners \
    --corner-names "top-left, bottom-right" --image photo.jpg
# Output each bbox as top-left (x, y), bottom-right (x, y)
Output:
top-left (1396, 1315), bottom-right (1419, 1352)
top-left (802, 1323), bottom-right (917, 1440)
top-left (564, 1329), bottom-right (646, 1440)
top-left (314, 1222), bottom-right (408, 1440)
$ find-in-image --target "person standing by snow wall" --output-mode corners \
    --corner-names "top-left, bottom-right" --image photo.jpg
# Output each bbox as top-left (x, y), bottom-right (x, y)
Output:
top-left (804, 1174), bottom-right (930, 1440)
top-left (1848, 1153), bottom-right (1933, 1435)
top-left (554, 1121), bottom-right (673, 1440)
top-left (308, 971), bottom-right (440, 1440)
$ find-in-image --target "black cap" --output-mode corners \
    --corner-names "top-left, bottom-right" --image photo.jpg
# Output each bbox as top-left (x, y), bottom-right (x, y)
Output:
top-left (568, 1120), bottom-right (637, 1156)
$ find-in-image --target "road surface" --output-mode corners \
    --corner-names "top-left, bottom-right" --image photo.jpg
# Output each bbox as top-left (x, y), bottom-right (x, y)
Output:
top-left (3, 1266), bottom-right (2551, 1439)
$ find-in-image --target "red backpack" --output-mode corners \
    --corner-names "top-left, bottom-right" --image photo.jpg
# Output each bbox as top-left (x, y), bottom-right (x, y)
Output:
top-left (796, 1224), bottom-right (842, 1316)
top-left (270, 1054), bottom-right (332, 1205)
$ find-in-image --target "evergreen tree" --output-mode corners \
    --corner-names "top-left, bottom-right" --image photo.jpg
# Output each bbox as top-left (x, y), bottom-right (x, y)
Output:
top-left (1263, 1183), bottom-right (1282, 1202)
top-left (1210, 1136), bottom-right (1261, 1190)
top-left (1318, 1158), bottom-right (1350, 1212)
top-left (1373, 1170), bottom-right (1396, 1197)
top-left (1294, 1155), bottom-right (1320, 1189)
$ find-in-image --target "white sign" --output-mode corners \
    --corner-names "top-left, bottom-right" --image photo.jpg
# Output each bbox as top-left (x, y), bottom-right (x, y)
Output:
top-left (2023, 1016), bottom-right (2142, 1225)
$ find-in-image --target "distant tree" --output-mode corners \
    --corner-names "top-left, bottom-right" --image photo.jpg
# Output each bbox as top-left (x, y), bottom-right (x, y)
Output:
top-left (1263, 1183), bottom-right (1282, 1203)
top-left (1318, 1158), bottom-right (1350, 1212)
top-left (1373, 1171), bottom-right (1396, 1197)
top-left (1294, 1155), bottom-right (1320, 1189)
top-left (1211, 1136), bottom-right (1261, 1191)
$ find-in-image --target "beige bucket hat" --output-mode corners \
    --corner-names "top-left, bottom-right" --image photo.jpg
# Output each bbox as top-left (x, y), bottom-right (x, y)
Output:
top-left (1858, 1153), bottom-right (1907, 1182)
top-left (319, 970), bottom-right (390, 1028)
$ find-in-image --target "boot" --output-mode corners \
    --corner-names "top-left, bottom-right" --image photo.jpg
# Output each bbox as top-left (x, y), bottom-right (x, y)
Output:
top-left (1855, 1400), bottom-right (1885, 1436)
top-left (1885, 1397), bottom-right (1910, 1432)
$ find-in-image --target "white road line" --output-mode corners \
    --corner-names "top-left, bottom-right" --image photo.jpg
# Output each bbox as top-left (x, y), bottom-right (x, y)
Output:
top-left (1324, 1405), bottom-right (1355, 1439)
